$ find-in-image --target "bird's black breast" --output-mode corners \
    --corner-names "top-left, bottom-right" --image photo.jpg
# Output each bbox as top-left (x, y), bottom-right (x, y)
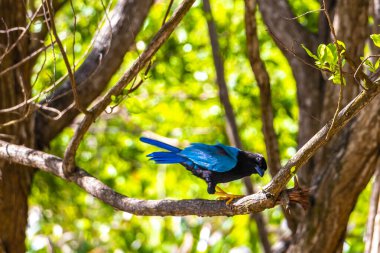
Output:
top-left (180, 151), bottom-right (266, 194)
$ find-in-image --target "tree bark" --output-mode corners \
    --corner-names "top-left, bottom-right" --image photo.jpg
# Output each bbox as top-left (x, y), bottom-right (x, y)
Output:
top-left (257, 0), bottom-right (326, 187)
top-left (202, 1), bottom-right (272, 252)
top-left (0, 1), bottom-right (34, 252)
top-left (257, 0), bottom-right (380, 252)
top-left (289, 1), bottom-right (376, 252)
top-left (35, 0), bottom-right (153, 147)
top-left (0, 0), bottom-right (152, 251)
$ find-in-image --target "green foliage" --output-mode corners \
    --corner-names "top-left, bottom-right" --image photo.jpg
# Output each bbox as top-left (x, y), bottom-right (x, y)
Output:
top-left (302, 41), bottom-right (346, 85)
top-left (27, 0), bottom-right (370, 252)
top-left (370, 34), bottom-right (380, 47)
top-left (360, 34), bottom-right (380, 75)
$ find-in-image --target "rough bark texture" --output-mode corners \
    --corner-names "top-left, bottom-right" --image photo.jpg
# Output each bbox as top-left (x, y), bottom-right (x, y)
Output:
top-left (289, 1), bottom-right (377, 252)
top-left (35, 0), bottom-right (154, 147)
top-left (0, 0), bottom-right (153, 251)
top-left (202, 1), bottom-right (272, 252)
top-left (0, 0), bottom-right (379, 251)
top-left (0, 1), bottom-right (34, 252)
top-left (257, 0), bottom-right (325, 187)
top-left (256, 0), bottom-right (380, 252)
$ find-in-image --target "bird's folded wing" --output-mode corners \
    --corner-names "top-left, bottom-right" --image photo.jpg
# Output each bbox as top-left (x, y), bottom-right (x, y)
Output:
top-left (180, 143), bottom-right (239, 172)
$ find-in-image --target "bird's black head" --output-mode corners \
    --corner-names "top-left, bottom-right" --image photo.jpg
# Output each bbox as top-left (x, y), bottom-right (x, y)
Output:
top-left (238, 151), bottom-right (267, 177)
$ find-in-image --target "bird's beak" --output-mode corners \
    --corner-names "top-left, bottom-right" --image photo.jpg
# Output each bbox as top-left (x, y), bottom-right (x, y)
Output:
top-left (255, 165), bottom-right (265, 177)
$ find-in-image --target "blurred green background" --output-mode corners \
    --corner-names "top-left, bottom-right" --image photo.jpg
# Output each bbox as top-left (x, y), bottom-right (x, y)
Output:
top-left (27, 0), bottom-right (370, 252)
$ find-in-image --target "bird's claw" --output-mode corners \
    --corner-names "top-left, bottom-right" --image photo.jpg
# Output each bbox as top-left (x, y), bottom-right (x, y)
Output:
top-left (215, 186), bottom-right (244, 205)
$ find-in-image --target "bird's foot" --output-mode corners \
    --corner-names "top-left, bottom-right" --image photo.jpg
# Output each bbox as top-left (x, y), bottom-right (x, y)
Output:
top-left (215, 186), bottom-right (244, 205)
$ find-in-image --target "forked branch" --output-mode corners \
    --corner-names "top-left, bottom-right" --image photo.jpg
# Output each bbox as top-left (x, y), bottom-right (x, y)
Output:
top-left (0, 81), bottom-right (378, 216)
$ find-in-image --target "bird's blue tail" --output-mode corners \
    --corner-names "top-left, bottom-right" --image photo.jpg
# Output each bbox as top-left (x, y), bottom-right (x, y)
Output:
top-left (140, 137), bottom-right (186, 164)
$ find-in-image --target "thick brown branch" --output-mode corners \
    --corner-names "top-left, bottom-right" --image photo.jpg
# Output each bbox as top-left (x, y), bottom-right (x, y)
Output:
top-left (0, 80), bottom-right (378, 217)
top-left (0, 140), bottom-right (273, 216)
top-left (35, 0), bottom-right (153, 147)
top-left (264, 84), bottom-right (379, 196)
top-left (244, 0), bottom-right (281, 176)
top-left (244, 0), bottom-right (300, 235)
top-left (62, 0), bottom-right (196, 175)
top-left (202, 0), bottom-right (271, 252)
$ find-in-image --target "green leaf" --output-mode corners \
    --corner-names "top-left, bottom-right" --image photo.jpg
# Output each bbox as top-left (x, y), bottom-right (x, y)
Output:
top-left (375, 58), bottom-right (380, 69)
top-left (301, 44), bottom-right (318, 60)
top-left (370, 34), bottom-right (380, 47)
top-left (325, 43), bottom-right (337, 64)
top-left (317, 44), bottom-right (327, 63)
top-left (337, 40), bottom-right (346, 49)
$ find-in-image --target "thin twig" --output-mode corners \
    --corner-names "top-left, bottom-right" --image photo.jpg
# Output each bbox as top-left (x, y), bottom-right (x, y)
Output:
top-left (0, 2), bottom-right (44, 63)
top-left (162, 0), bottom-right (174, 26)
top-left (283, 9), bottom-right (323, 21)
top-left (0, 42), bottom-right (54, 77)
top-left (322, 0), bottom-right (345, 140)
top-left (354, 55), bottom-right (380, 84)
top-left (45, 0), bottom-right (88, 114)
top-left (69, 0), bottom-right (77, 79)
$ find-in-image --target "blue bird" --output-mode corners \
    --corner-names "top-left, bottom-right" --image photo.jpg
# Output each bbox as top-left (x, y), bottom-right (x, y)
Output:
top-left (140, 137), bottom-right (267, 203)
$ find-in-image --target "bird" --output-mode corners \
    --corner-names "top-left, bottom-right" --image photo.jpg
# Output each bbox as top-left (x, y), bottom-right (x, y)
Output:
top-left (140, 137), bottom-right (267, 204)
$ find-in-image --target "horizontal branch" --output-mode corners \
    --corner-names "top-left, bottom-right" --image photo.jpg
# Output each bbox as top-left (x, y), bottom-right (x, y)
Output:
top-left (0, 82), bottom-right (378, 216)
top-left (0, 140), bottom-right (273, 216)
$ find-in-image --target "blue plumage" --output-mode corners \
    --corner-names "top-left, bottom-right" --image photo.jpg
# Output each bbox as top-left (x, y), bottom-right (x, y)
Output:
top-left (140, 137), bottom-right (267, 195)
top-left (180, 143), bottom-right (239, 172)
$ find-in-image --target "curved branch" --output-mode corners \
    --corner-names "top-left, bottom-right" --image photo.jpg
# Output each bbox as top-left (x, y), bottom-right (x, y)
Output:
top-left (202, 0), bottom-right (271, 251)
top-left (1, 81), bottom-right (378, 217)
top-left (62, 0), bottom-right (196, 175)
top-left (244, 0), bottom-right (281, 176)
top-left (0, 140), bottom-right (273, 216)
top-left (35, 0), bottom-right (154, 147)
top-left (257, 0), bottom-right (317, 56)
top-left (264, 83), bottom-right (379, 195)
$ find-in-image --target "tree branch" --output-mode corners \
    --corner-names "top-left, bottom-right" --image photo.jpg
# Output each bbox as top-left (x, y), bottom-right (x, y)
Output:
top-left (264, 82), bottom-right (379, 196)
top-left (0, 140), bottom-right (274, 216)
top-left (0, 81), bottom-right (378, 217)
top-left (202, 0), bottom-right (271, 251)
top-left (45, 0), bottom-right (86, 114)
top-left (257, 0), bottom-right (317, 57)
top-left (35, 0), bottom-right (153, 147)
top-left (257, 0), bottom-right (325, 187)
top-left (244, 0), bottom-right (281, 177)
top-left (62, 0), bottom-right (196, 175)
top-left (244, 0), bottom-right (301, 236)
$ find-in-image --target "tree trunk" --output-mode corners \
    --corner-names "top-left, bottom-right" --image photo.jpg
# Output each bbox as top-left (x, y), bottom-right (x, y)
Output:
top-left (1, 0), bottom-right (152, 250)
top-left (286, 0), bottom-right (380, 252)
top-left (256, 0), bottom-right (379, 252)
top-left (0, 1), bottom-right (34, 252)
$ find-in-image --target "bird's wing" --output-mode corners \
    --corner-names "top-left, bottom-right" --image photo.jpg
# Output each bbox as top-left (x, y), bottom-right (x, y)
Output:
top-left (180, 143), bottom-right (239, 172)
